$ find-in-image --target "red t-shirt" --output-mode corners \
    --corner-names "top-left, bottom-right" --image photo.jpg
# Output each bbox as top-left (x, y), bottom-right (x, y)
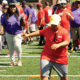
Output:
top-left (43, 7), bottom-right (52, 23)
top-left (37, 9), bottom-right (45, 27)
top-left (16, 5), bottom-right (24, 14)
top-left (22, 13), bottom-right (27, 28)
top-left (56, 8), bottom-right (73, 31)
top-left (39, 27), bottom-right (70, 65)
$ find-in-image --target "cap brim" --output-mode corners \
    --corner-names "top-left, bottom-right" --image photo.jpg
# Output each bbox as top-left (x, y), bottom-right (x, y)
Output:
top-left (50, 21), bottom-right (59, 25)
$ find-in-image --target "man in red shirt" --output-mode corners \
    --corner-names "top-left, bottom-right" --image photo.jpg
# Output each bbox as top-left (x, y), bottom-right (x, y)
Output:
top-left (43, 2), bottom-right (52, 28)
top-left (36, 3), bottom-right (45, 45)
top-left (56, 0), bottom-right (74, 50)
top-left (21, 14), bottom-right (70, 80)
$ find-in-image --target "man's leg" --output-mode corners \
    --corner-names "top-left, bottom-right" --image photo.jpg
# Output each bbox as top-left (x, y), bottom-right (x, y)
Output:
top-left (40, 60), bottom-right (52, 80)
top-left (52, 62), bottom-right (68, 80)
top-left (60, 76), bottom-right (68, 80)
top-left (41, 76), bottom-right (48, 80)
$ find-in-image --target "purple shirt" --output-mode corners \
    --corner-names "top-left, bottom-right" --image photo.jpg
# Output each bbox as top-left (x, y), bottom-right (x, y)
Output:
top-left (1, 14), bottom-right (22, 35)
top-left (23, 6), bottom-right (31, 22)
top-left (30, 8), bottom-right (37, 24)
top-left (70, 7), bottom-right (80, 27)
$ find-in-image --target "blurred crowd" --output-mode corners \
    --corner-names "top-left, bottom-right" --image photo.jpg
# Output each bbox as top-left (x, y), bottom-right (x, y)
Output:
top-left (0, 0), bottom-right (80, 66)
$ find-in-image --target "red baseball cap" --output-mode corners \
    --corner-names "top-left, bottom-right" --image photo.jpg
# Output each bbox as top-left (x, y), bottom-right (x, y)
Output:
top-left (36, 3), bottom-right (42, 6)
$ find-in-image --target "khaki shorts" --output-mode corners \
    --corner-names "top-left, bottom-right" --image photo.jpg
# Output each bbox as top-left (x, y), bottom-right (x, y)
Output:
top-left (27, 21), bottom-right (31, 32)
top-left (45, 23), bottom-right (51, 28)
top-left (29, 24), bottom-right (36, 32)
top-left (40, 59), bottom-right (68, 78)
top-left (71, 27), bottom-right (80, 40)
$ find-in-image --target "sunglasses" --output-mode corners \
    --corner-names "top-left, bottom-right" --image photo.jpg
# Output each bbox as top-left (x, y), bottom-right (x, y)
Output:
top-left (61, 3), bottom-right (66, 5)
top-left (53, 33), bottom-right (57, 42)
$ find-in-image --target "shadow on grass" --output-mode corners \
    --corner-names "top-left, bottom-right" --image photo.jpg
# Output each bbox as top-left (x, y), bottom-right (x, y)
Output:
top-left (0, 64), bottom-right (10, 66)
top-left (0, 54), bottom-right (7, 55)
top-left (22, 52), bottom-right (41, 54)
top-left (0, 64), bottom-right (18, 66)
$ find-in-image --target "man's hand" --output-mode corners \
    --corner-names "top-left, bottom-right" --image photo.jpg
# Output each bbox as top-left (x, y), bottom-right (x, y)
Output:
top-left (59, 13), bottom-right (63, 16)
top-left (66, 12), bottom-right (71, 17)
top-left (21, 33), bottom-right (29, 38)
top-left (51, 44), bottom-right (60, 50)
top-left (66, 12), bottom-right (74, 20)
top-left (37, 26), bottom-right (40, 28)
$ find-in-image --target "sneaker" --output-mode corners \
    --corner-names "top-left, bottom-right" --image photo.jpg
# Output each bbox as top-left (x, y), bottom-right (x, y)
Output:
top-left (72, 48), bottom-right (77, 53)
top-left (24, 43), bottom-right (27, 45)
top-left (10, 62), bottom-right (15, 66)
top-left (18, 59), bottom-right (22, 66)
top-left (28, 41), bottom-right (33, 44)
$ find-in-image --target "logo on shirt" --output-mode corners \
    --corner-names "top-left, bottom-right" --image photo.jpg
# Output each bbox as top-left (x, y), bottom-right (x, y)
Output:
top-left (58, 36), bottom-right (62, 38)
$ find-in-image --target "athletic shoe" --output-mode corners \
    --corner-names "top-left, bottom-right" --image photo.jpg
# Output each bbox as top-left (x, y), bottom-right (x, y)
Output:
top-left (28, 41), bottom-right (33, 44)
top-left (71, 48), bottom-right (77, 53)
top-left (18, 60), bottom-right (22, 66)
top-left (10, 62), bottom-right (15, 66)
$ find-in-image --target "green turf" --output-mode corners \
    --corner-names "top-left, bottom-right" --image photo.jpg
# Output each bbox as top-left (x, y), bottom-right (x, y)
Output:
top-left (0, 40), bottom-right (80, 80)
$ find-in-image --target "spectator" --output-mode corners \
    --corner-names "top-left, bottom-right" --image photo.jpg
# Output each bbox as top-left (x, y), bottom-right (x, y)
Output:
top-left (71, 2), bottom-right (75, 9)
top-left (66, 0), bottom-right (71, 9)
top-left (70, 0), bottom-right (80, 52)
top-left (22, 1), bottom-right (32, 44)
top-left (36, 3), bottom-right (45, 46)
top-left (22, 13), bottom-right (27, 45)
top-left (2, 4), bottom-right (8, 49)
top-left (0, 6), bottom-right (2, 54)
top-left (16, 2), bottom-right (24, 14)
top-left (43, 2), bottom-right (52, 28)
top-left (21, 14), bottom-right (70, 80)
top-left (53, 0), bottom-right (62, 14)
top-left (2, 0), bottom-right (8, 6)
top-left (0, 3), bottom-right (26, 66)
top-left (29, 4), bottom-right (37, 41)
top-left (56, 0), bottom-right (74, 50)
top-left (2, 4), bottom-right (8, 13)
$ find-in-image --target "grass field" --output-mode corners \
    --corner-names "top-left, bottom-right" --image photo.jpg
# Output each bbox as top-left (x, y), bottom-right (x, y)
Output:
top-left (0, 39), bottom-right (80, 80)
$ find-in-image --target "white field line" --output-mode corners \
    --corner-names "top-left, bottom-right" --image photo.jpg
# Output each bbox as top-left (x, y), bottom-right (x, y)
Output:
top-left (0, 70), bottom-right (6, 71)
top-left (23, 51), bottom-right (32, 52)
top-left (0, 62), bottom-right (17, 63)
top-left (0, 66), bottom-right (12, 67)
top-left (22, 53), bottom-right (29, 54)
top-left (0, 75), bottom-right (80, 77)
top-left (0, 56), bottom-right (40, 57)
top-left (0, 55), bottom-right (80, 58)
top-left (0, 58), bottom-right (17, 60)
